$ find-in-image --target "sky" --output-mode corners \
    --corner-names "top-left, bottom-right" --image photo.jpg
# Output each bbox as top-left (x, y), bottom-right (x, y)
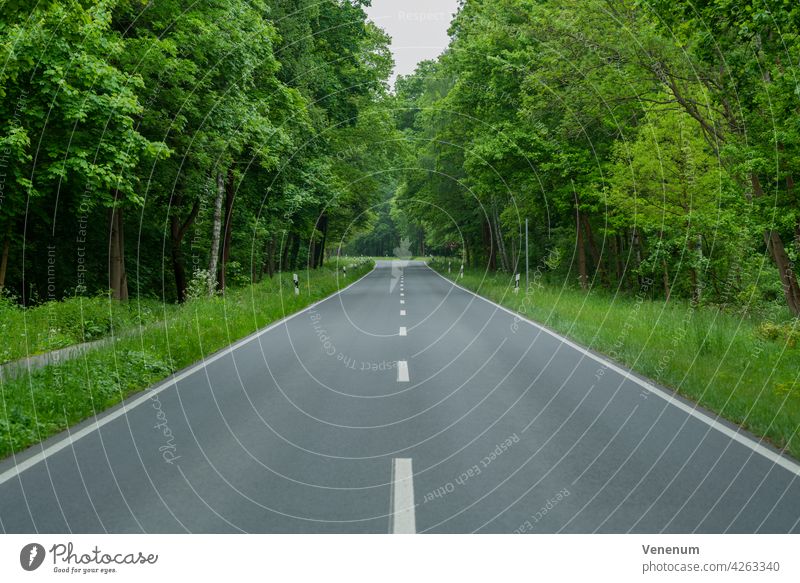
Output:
top-left (364, 0), bottom-right (460, 87)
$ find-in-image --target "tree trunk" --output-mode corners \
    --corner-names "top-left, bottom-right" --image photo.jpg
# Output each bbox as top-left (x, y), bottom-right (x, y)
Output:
top-left (171, 217), bottom-right (188, 304)
top-left (764, 229), bottom-right (800, 316)
top-left (752, 174), bottom-right (800, 315)
top-left (108, 197), bottom-right (128, 301)
top-left (219, 168), bottom-right (235, 293)
top-left (795, 218), bottom-right (800, 255)
top-left (280, 231), bottom-right (291, 271)
top-left (266, 234), bottom-right (276, 278)
top-left (288, 234), bottom-right (300, 270)
top-left (208, 171), bottom-right (225, 295)
top-left (170, 198), bottom-right (201, 303)
top-left (319, 218), bottom-right (328, 268)
top-left (492, 202), bottom-right (510, 272)
top-left (313, 213), bottom-right (328, 268)
top-left (576, 207), bottom-right (588, 290)
top-left (694, 233), bottom-right (703, 304)
top-left (581, 214), bottom-right (605, 284)
top-left (631, 227), bottom-right (644, 288)
top-left (613, 233), bottom-right (624, 282)
top-left (259, 238), bottom-right (268, 280)
top-left (483, 220), bottom-right (496, 270)
top-left (0, 228), bottom-right (10, 290)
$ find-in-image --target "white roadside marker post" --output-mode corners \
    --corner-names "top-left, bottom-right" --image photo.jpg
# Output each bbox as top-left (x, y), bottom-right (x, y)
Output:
top-left (514, 273), bottom-right (520, 294)
top-left (343, 265), bottom-right (347, 278)
top-left (448, 261), bottom-right (451, 273)
top-left (293, 273), bottom-right (299, 296)
top-left (459, 264), bottom-right (464, 279)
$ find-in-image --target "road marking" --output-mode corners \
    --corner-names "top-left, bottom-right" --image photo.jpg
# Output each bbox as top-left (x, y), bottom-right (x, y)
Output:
top-left (400, 309), bottom-right (406, 316)
top-left (0, 267), bottom-right (378, 487)
top-left (426, 264), bottom-right (800, 478)
top-left (400, 300), bottom-right (405, 304)
top-left (397, 360), bottom-right (409, 382)
top-left (400, 293), bottom-right (404, 297)
top-left (390, 458), bottom-right (416, 534)
top-left (399, 327), bottom-right (407, 336)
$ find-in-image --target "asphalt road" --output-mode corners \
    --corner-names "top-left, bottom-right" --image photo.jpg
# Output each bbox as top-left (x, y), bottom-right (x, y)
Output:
top-left (1, 260), bottom-right (798, 533)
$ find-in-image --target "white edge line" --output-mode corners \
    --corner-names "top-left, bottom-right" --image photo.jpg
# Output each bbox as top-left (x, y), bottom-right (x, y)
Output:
top-left (427, 264), bottom-right (800, 478)
top-left (391, 458), bottom-right (416, 534)
top-left (0, 266), bottom-right (377, 487)
top-left (397, 360), bottom-right (410, 382)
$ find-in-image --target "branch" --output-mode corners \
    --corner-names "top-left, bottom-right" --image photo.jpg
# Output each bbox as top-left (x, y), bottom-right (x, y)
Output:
top-left (178, 199), bottom-right (201, 241)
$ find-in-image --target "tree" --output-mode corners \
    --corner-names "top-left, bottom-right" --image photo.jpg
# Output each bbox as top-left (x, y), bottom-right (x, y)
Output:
top-left (1, 0), bottom-right (162, 301)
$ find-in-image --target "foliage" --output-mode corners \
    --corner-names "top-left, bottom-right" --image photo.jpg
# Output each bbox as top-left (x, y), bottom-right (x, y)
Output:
top-left (0, 0), bottom-right (394, 304)
top-left (396, 0), bottom-right (800, 317)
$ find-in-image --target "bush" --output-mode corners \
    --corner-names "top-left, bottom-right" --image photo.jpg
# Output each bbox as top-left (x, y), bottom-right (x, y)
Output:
top-left (757, 320), bottom-right (800, 348)
top-left (186, 269), bottom-right (215, 301)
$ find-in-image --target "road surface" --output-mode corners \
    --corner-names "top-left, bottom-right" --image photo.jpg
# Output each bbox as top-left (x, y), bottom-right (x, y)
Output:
top-left (1, 260), bottom-right (798, 533)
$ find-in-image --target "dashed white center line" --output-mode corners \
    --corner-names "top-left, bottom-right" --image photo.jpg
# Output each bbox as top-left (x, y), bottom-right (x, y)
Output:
top-left (400, 309), bottom-right (406, 316)
top-left (399, 326), bottom-right (407, 336)
top-left (400, 299), bottom-right (405, 304)
top-left (390, 458), bottom-right (416, 534)
top-left (397, 360), bottom-right (409, 382)
top-left (400, 293), bottom-right (404, 297)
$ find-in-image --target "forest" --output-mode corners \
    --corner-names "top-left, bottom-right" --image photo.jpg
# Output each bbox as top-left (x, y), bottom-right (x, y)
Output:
top-left (2, 0), bottom-right (799, 324)
top-left (1, 0), bottom-right (399, 306)
top-left (391, 0), bottom-right (800, 323)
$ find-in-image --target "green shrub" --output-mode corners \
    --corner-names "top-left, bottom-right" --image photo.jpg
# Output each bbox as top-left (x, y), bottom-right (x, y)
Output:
top-left (757, 320), bottom-right (800, 348)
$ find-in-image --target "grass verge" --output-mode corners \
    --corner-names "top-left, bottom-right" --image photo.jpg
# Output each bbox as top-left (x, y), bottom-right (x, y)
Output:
top-left (431, 261), bottom-right (800, 460)
top-left (0, 262), bottom-right (372, 459)
top-left (0, 294), bottom-right (172, 364)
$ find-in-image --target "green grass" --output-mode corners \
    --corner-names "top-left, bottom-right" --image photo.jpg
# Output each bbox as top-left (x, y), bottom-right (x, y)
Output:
top-left (0, 261), bottom-right (373, 458)
top-left (0, 294), bottom-right (172, 364)
top-left (431, 261), bottom-right (800, 460)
